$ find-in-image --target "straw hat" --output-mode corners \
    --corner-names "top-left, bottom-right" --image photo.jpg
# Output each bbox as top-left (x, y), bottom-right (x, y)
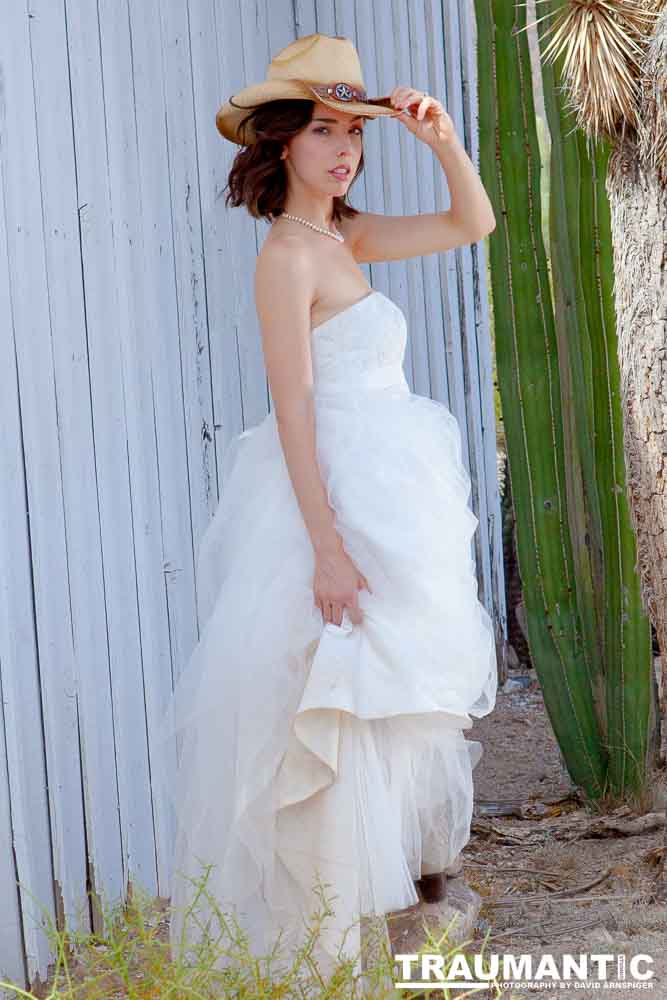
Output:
top-left (216, 33), bottom-right (402, 145)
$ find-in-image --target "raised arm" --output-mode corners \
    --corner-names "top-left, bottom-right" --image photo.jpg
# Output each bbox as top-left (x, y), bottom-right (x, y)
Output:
top-left (254, 245), bottom-right (371, 625)
top-left (343, 86), bottom-right (496, 263)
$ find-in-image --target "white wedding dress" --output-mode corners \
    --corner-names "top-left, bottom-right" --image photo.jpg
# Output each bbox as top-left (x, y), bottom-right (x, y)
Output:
top-left (158, 288), bottom-right (497, 980)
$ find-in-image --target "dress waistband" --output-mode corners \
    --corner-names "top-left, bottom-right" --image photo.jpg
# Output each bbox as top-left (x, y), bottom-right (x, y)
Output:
top-left (313, 364), bottom-right (409, 401)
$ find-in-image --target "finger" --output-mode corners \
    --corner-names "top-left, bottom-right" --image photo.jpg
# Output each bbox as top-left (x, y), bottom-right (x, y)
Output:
top-left (402, 89), bottom-right (428, 107)
top-left (397, 107), bottom-right (418, 128)
top-left (391, 86), bottom-right (415, 107)
top-left (390, 86), bottom-right (408, 101)
top-left (416, 96), bottom-right (432, 120)
top-left (346, 595), bottom-right (362, 625)
top-left (331, 602), bottom-right (343, 626)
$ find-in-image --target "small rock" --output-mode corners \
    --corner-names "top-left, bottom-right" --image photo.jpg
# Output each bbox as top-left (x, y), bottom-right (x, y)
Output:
top-left (386, 879), bottom-right (482, 956)
top-left (502, 675), bottom-right (532, 693)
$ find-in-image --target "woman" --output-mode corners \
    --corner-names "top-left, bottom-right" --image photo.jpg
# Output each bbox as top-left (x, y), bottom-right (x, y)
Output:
top-left (161, 32), bottom-right (498, 981)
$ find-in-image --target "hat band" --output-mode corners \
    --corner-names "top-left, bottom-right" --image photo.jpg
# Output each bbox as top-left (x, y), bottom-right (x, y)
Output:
top-left (310, 82), bottom-right (368, 103)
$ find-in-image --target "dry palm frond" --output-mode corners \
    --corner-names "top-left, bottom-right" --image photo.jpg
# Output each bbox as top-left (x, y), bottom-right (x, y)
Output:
top-left (522, 0), bottom-right (663, 142)
top-left (637, 8), bottom-right (667, 182)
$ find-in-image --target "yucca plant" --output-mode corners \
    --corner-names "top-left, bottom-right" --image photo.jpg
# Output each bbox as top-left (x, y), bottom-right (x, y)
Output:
top-left (534, 0), bottom-right (662, 139)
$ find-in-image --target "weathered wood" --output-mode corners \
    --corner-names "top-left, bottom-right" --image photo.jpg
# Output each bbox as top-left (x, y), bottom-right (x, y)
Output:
top-left (0, 75), bottom-right (55, 986)
top-left (2, 0), bottom-right (89, 971)
top-left (0, 2), bottom-right (504, 986)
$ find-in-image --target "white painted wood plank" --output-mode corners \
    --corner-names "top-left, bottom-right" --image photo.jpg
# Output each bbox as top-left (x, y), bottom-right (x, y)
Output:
top-left (429, 0), bottom-right (468, 430)
top-left (293, 0), bottom-right (318, 36)
top-left (0, 96), bottom-right (55, 990)
top-left (421, 0), bottom-right (454, 404)
top-left (117, 0), bottom-right (220, 898)
top-left (458, 0), bottom-right (507, 631)
top-left (314, 0), bottom-right (336, 35)
top-left (236, 0), bottom-right (274, 426)
top-left (66, 0), bottom-right (156, 900)
top-left (0, 676), bottom-right (26, 986)
top-left (442, 0), bottom-right (493, 607)
top-left (156, 3), bottom-right (218, 632)
top-left (125, 0), bottom-right (203, 890)
top-left (31, 0), bottom-right (125, 926)
top-left (390, 0), bottom-right (431, 395)
top-left (267, 2), bottom-right (297, 62)
top-left (353, 0), bottom-right (390, 295)
top-left (456, 0), bottom-right (494, 603)
top-left (2, 0), bottom-right (89, 939)
top-left (190, 0), bottom-right (244, 490)
top-left (210, 0), bottom-right (267, 442)
top-left (407, 0), bottom-right (448, 404)
top-left (94, 0), bottom-right (174, 893)
top-left (119, 0), bottom-right (193, 893)
top-left (371, 0), bottom-right (413, 380)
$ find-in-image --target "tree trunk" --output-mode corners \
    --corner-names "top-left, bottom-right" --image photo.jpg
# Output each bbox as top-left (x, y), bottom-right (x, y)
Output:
top-left (606, 140), bottom-right (667, 730)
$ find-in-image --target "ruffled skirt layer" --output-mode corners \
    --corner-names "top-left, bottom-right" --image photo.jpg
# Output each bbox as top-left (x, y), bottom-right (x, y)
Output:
top-left (157, 381), bottom-right (497, 978)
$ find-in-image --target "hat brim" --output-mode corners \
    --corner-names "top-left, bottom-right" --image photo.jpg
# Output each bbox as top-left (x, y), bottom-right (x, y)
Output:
top-left (216, 80), bottom-right (402, 144)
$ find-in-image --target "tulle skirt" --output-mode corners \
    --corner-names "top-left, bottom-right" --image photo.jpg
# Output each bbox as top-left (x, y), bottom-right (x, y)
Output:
top-left (156, 380), bottom-right (497, 979)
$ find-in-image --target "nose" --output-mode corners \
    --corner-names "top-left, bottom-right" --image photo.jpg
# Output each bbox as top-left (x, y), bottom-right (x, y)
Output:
top-left (336, 134), bottom-right (356, 156)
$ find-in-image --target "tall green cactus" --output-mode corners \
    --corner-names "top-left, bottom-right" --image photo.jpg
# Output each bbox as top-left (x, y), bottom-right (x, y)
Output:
top-left (475, 0), bottom-right (655, 799)
top-left (537, 0), bottom-right (654, 797)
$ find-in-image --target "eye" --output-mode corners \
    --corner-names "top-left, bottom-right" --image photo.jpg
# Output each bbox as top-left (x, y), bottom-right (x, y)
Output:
top-left (313, 126), bottom-right (364, 135)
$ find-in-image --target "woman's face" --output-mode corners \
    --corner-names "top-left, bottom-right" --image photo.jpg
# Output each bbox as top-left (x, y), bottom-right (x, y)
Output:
top-left (282, 101), bottom-right (365, 194)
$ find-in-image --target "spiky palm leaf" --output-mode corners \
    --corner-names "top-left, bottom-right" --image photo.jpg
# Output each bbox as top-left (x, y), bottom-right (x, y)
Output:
top-left (524, 0), bottom-right (663, 142)
top-left (638, 8), bottom-right (667, 183)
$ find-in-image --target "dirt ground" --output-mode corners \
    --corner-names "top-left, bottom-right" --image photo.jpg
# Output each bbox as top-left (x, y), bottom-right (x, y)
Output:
top-left (27, 662), bottom-right (667, 999)
top-left (465, 664), bottom-right (667, 997)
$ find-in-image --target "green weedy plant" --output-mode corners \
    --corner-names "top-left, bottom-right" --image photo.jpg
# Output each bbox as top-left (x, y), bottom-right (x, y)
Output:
top-left (0, 868), bottom-right (514, 998)
top-left (474, 0), bottom-right (655, 800)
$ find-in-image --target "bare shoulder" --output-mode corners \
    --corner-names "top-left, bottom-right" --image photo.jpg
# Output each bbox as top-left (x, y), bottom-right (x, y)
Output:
top-left (255, 233), bottom-right (316, 340)
top-left (256, 230), bottom-right (316, 284)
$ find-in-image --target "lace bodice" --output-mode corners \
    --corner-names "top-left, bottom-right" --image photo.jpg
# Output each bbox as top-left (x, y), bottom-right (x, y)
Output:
top-left (310, 290), bottom-right (409, 398)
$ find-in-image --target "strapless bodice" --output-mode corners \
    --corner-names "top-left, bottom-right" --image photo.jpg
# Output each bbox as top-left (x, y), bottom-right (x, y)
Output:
top-left (310, 290), bottom-right (409, 401)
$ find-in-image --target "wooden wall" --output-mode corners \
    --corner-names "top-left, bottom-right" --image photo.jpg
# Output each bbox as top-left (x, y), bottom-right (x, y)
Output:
top-left (0, 0), bottom-right (506, 986)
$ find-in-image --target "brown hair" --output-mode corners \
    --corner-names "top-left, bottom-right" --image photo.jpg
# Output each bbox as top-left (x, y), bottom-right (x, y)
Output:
top-left (223, 99), bottom-right (364, 223)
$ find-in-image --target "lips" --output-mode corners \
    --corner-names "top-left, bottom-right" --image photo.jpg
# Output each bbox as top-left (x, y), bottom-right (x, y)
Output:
top-left (329, 167), bottom-right (350, 179)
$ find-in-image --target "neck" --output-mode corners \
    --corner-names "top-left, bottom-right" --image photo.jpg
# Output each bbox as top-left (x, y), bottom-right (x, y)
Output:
top-left (282, 194), bottom-right (336, 230)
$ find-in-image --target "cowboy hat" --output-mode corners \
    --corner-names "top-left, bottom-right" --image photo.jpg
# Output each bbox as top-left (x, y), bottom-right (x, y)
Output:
top-left (216, 33), bottom-right (403, 145)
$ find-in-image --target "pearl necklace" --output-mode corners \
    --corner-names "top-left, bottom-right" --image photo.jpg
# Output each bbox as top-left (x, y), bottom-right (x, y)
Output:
top-left (280, 212), bottom-right (345, 243)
